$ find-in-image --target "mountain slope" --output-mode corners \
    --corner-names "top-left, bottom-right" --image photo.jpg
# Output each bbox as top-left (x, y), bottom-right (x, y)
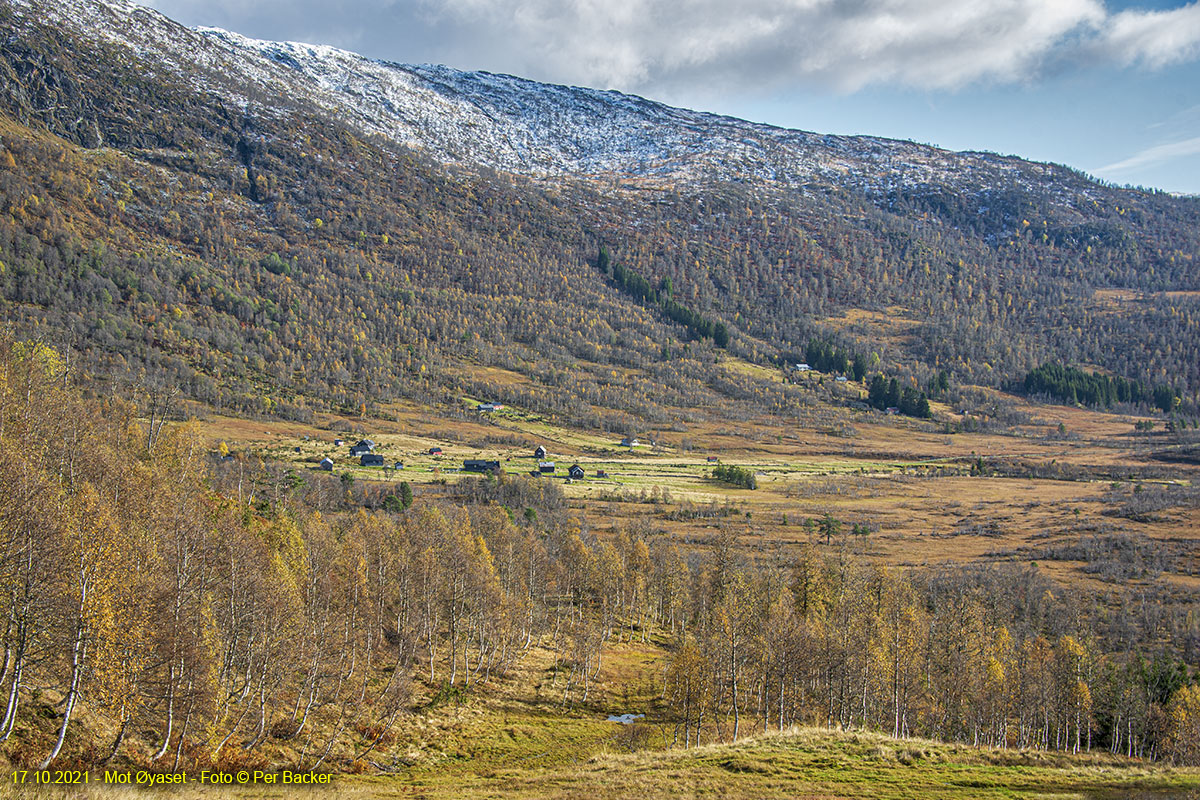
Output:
top-left (0, 0), bottom-right (1137, 201)
top-left (0, 0), bottom-right (1198, 423)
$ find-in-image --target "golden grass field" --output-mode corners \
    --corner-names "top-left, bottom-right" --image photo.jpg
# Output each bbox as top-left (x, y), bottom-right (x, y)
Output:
top-left (195, 364), bottom-right (1200, 590)
top-left (10, 728), bottom-right (1200, 799)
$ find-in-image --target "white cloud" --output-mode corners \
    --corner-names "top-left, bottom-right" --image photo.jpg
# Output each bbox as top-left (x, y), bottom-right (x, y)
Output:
top-left (422, 0), bottom-right (1200, 96)
top-left (142, 0), bottom-right (1200, 96)
top-left (425, 0), bottom-right (1110, 92)
top-left (1100, 3), bottom-right (1200, 68)
top-left (1096, 135), bottom-right (1200, 174)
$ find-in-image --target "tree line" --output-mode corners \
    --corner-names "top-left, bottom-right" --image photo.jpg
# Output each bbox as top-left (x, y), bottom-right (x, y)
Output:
top-left (601, 246), bottom-right (730, 348)
top-left (1023, 363), bottom-right (1180, 412)
top-left (662, 537), bottom-right (1200, 762)
top-left (867, 374), bottom-right (932, 418)
top-left (711, 464), bottom-right (758, 490)
top-left (799, 339), bottom-right (868, 381)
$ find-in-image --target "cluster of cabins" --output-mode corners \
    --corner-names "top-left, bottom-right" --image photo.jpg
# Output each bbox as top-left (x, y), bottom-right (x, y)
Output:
top-left (528, 461), bottom-right (586, 480)
top-left (307, 428), bottom-right (725, 485)
top-left (791, 363), bottom-right (849, 382)
top-left (318, 438), bottom-right (403, 471)
top-left (318, 439), bottom-right (595, 480)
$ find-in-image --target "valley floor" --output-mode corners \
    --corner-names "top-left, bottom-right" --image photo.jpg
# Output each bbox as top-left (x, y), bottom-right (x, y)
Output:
top-left (201, 380), bottom-right (1200, 583)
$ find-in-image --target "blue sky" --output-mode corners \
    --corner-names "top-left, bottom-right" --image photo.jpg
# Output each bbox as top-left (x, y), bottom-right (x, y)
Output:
top-left (142, 0), bottom-right (1200, 194)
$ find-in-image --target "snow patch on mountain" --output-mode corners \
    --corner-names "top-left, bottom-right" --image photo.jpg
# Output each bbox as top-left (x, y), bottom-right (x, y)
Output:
top-left (11, 0), bottom-right (1095, 201)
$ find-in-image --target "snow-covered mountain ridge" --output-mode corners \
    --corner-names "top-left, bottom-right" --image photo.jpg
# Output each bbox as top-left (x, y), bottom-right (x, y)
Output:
top-left (6, 0), bottom-right (1091, 200)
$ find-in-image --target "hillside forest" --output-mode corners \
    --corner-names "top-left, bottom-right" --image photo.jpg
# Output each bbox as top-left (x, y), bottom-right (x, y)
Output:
top-left (0, 1), bottom-right (1197, 433)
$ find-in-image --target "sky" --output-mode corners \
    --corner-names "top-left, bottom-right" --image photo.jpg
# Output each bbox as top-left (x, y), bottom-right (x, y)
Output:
top-left (139, 0), bottom-right (1200, 194)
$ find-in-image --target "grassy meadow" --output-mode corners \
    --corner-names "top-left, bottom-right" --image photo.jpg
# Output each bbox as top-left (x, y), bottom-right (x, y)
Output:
top-left (195, 365), bottom-right (1200, 584)
top-left (8, 728), bottom-right (1200, 799)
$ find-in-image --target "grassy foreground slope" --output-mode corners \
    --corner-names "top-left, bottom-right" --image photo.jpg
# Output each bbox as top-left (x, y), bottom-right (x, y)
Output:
top-left (400, 728), bottom-right (1200, 800)
top-left (8, 729), bottom-right (1200, 799)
